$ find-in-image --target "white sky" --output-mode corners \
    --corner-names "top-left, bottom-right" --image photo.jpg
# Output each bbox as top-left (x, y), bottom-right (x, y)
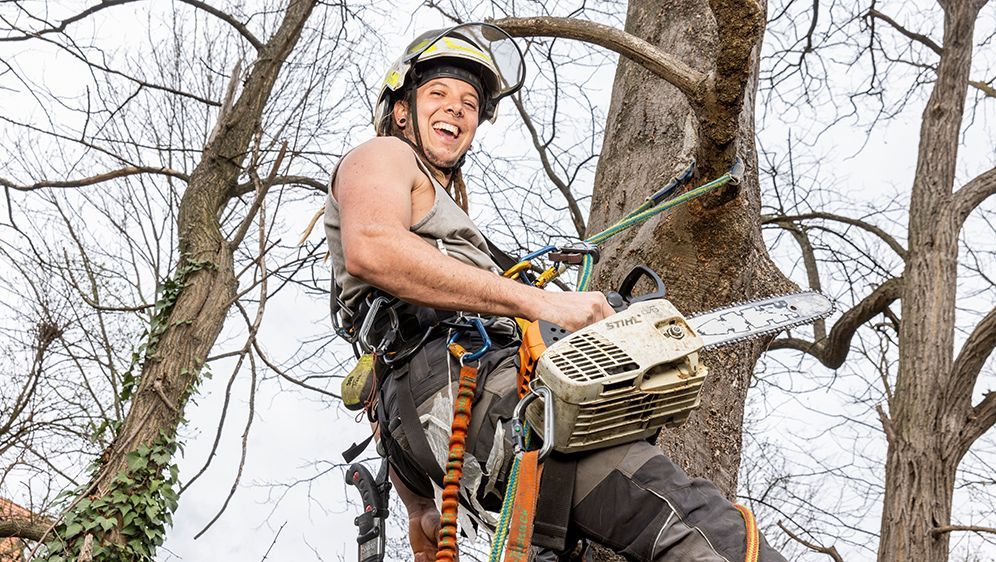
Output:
top-left (1, 1), bottom-right (994, 561)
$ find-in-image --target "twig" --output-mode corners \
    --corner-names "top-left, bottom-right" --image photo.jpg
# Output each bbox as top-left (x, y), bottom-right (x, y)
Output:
top-left (778, 521), bottom-right (845, 562)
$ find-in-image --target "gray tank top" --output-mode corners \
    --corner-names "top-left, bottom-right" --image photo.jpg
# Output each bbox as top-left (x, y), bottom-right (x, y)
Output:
top-left (324, 142), bottom-right (502, 316)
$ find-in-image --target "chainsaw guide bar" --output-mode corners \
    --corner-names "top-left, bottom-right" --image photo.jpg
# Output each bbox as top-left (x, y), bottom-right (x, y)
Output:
top-left (688, 291), bottom-right (835, 350)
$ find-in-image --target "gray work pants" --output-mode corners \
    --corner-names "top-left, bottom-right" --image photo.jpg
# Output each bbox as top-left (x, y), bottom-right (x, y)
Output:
top-left (378, 336), bottom-right (787, 562)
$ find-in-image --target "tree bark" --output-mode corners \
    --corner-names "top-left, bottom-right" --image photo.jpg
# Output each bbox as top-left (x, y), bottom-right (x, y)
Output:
top-left (588, 0), bottom-right (788, 503)
top-left (67, 0), bottom-right (317, 555)
top-left (878, 2), bottom-right (986, 561)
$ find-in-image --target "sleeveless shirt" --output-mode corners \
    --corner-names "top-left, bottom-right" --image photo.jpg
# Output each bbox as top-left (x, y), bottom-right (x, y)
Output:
top-left (324, 141), bottom-right (502, 316)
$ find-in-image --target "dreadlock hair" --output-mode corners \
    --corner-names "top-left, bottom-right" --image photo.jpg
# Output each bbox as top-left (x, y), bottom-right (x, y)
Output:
top-left (381, 98), bottom-right (470, 213)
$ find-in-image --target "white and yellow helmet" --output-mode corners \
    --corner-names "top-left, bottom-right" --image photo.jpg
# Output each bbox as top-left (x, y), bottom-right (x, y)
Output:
top-left (373, 23), bottom-right (526, 134)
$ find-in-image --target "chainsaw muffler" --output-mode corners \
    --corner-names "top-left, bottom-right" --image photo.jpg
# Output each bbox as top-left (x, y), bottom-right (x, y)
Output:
top-left (525, 299), bottom-right (708, 454)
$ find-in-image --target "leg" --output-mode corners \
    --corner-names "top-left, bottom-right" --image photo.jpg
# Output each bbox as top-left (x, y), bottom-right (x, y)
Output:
top-left (391, 466), bottom-right (442, 562)
top-left (570, 441), bottom-right (787, 562)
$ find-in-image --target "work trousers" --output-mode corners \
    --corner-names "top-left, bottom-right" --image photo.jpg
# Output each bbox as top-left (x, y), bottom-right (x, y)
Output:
top-left (377, 335), bottom-right (787, 562)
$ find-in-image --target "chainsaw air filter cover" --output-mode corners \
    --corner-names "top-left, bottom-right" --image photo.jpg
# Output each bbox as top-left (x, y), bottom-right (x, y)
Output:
top-left (526, 299), bottom-right (708, 454)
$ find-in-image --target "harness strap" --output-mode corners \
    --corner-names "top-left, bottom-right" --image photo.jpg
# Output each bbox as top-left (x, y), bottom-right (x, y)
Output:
top-left (397, 367), bottom-right (447, 486)
top-left (501, 450), bottom-right (543, 562)
top-left (531, 454), bottom-right (575, 551)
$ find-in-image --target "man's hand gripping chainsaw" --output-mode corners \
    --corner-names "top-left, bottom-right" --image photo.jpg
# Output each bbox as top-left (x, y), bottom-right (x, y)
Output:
top-left (516, 266), bottom-right (835, 454)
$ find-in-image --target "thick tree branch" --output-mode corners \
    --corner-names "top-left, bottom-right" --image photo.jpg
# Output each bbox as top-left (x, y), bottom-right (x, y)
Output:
top-left (492, 17), bottom-right (707, 102)
top-left (969, 80), bottom-right (996, 98)
top-left (951, 306), bottom-right (996, 403)
top-left (762, 212), bottom-right (908, 259)
top-left (0, 517), bottom-right (50, 541)
top-left (952, 166), bottom-right (996, 227)
top-left (931, 524), bottom-right (996, 536)
top-left (960, 392), bottom-right (996, 458)
top-left (769, 277), bottom-right (903, 368)
top-left (0, 499), bottom-right (52, 541)
top-left (177, 0), bottom-right (264, 51)
top-left (232, 175), bottom-right (326, 197)
top-left (511, 96), bottom-right (586, 237)
top-left (0, 166), bottom-right (189, 192)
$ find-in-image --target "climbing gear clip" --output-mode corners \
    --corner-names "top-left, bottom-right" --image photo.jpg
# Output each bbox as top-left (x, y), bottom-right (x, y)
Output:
top-left (512, 386), bottom-right (554, 461)
top-left (447, 317), bottom-right (492, 361)
top-left (357, 296), bottom-right (399, 354)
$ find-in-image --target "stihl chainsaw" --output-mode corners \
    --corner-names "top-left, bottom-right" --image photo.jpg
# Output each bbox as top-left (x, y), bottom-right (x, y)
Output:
top-left (517, 266), bottom-right (834, 455)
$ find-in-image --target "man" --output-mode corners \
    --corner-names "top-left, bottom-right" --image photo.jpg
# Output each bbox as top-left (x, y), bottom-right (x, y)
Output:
top-left (325, 23), bottom-right (786, 562)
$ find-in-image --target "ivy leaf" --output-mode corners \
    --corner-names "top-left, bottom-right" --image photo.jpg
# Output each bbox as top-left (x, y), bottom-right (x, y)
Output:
top-left (64, 522), bottom-right (83, 538)
top-left (127, 453), bottom-right (148, 472)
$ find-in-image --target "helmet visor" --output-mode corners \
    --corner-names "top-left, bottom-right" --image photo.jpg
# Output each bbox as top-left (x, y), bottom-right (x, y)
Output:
top-left (403, 22), bottom-right (525, 103)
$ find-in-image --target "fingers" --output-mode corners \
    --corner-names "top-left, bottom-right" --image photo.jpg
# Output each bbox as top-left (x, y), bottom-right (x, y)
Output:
top-left (540, 291), bottom-right (615, 331)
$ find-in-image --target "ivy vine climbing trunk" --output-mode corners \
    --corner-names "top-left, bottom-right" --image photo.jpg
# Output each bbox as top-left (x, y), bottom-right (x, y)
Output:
top-left (36, 1), bottom-right (317, 560)
top-left (586, 0), bottom-right (790, 500)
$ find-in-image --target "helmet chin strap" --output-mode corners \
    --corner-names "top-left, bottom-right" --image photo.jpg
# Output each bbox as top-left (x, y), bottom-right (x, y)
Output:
top-left (404, 88), bottom-right (466, 181)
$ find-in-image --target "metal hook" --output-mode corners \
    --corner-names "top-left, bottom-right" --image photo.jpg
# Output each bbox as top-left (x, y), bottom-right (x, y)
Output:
top-left (512, 386), bottom-right (555, 462)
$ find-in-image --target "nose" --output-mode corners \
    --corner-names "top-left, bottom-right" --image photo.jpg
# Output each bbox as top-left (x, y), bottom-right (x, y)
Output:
top-left (445, 99), bottom-right (463, 117)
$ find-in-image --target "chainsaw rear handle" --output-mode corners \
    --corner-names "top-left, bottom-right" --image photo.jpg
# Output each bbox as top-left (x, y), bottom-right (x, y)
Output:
top-left (605, 265), bottom-right (667, 312)
top-left (346, 461), bottom-right (389, 562)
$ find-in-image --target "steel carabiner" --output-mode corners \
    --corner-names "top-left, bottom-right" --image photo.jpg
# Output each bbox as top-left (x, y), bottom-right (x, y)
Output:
top-left (446, 317), bottom-right (492, 362)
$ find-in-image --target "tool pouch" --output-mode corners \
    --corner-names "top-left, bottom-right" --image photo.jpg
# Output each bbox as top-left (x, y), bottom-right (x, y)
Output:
top-left (341, 354), bottom-right (376, 411)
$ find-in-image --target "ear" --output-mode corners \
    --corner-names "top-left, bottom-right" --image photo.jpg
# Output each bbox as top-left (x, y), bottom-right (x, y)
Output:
top-left (392, 100), bottom-right (409, 127)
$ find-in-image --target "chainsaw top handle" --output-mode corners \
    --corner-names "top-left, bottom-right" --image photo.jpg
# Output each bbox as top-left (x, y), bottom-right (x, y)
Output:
top-left (605, 265), bottom-right (667, 312)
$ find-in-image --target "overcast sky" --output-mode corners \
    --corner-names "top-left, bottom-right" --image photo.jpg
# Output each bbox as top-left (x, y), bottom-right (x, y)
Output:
top-left (2, 1), bottom-right (994, 561)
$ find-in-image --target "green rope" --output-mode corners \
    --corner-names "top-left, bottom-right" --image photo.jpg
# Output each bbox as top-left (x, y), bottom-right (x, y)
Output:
top-left (488, 430), bottom-right (533, 562)
top-left (578, 173), bottom-right (734, 291)
top-left (490, 170), bottom-right (737, 557)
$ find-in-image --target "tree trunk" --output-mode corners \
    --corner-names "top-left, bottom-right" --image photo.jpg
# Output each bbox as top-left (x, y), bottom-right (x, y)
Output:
top-left (588, 0), bottom-right (788, 500)
top-left (46, 2), bottom-right (317, 559)
top-left (878, 2), bottom-right (984, 561)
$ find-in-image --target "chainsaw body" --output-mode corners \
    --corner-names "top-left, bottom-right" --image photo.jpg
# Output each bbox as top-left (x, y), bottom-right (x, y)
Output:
top-left (521, 299), bottom-right (708, 454)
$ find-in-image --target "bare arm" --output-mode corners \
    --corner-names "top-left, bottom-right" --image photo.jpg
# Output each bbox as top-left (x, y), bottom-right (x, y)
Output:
top-left (335, 137), bottom-right (612, 331)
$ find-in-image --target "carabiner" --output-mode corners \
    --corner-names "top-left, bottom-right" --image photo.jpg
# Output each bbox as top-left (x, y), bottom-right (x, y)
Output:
top-left (512, 386), bottom-right (555, 462)
top-left (357, 296), bottom-right (399, 354)
top-left (446, 317), bottom-right (491, 362)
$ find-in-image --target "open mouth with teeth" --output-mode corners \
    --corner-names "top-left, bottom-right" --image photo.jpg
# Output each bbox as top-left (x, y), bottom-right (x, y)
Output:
top-left (432, 122), bottom-right (461, 141)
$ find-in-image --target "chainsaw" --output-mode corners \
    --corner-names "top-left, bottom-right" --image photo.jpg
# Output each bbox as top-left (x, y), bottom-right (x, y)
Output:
top-left (517, 266), bottom-right (834, 455)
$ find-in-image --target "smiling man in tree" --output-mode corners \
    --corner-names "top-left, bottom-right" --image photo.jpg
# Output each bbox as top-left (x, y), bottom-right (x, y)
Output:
top-left (324, 23), bottom-right (787, 562)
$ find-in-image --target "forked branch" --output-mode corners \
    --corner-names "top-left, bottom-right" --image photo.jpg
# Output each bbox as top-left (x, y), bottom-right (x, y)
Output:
top-left (769, 277), bottom-right (903, 368)
top-left (778, 521), bottom-right (845, 562)
top-left (762, 212), bottom-right (908, 259)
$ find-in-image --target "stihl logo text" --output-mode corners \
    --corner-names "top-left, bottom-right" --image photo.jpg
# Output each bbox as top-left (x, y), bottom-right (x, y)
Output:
top-left (606, 316), bottom-right (642, 329)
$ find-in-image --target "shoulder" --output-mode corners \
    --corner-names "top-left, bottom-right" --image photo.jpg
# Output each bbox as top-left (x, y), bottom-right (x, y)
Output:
top-left (333, 137), bottom-right (421, 199)
top-left (341, 136), bottom-right (417, 171)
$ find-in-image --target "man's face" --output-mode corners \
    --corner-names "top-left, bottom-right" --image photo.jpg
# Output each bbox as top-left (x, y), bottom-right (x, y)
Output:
top-left (410, 77), bottom-right (480, 168)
